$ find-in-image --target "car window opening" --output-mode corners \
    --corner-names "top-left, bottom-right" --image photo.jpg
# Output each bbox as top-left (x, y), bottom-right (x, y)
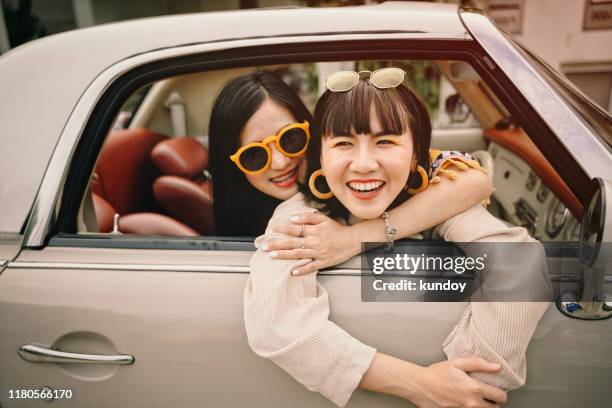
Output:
top-left (71, 58), bottom-right (582, 249)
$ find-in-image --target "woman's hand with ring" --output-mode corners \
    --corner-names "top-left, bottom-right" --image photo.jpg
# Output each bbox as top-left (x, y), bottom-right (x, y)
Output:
top-left (360, 354), bottom-right (507, 408)
top-left (265, 212), bottom-right (361, 275)
top-left (408, 358), bottom-right (507, 408)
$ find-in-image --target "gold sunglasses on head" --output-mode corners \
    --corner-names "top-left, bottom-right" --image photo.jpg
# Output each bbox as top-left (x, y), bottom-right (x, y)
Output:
top-left (325, 67), bottom-right (406, 92)
top-left (229, 121), bottom-right (310, 175)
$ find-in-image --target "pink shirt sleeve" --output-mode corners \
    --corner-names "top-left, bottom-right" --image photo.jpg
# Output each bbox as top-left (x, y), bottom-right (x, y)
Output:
top-left (244, 193), bottom-right (376, 407)
top-left (436, 204), bottom-right (551, 389)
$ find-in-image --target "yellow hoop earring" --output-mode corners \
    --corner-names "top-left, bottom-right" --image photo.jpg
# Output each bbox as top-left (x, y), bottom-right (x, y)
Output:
top-left (308, 169), bottom-right (334, 200)
top-left (407, 165), bottom-right (429, 194)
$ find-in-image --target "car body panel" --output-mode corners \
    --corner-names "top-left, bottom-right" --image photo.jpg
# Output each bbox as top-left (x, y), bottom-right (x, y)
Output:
top-left (0, 1), bottom-right (465, 234)
top-left (0, 247), bottom-right (458, 408)
top-left (3, 246), bottom-right (612, 407)
top-left (0, 232), bottom-right (21, 268)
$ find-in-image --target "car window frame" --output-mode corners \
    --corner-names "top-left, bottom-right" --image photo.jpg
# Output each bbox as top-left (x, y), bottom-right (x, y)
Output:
top-left (32, 38), bottom-right (589, 251)
top-left (504, 34), bottom-right (612, 150)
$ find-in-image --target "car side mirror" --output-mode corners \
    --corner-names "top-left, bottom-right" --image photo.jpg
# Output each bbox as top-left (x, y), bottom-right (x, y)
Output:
top-left (558, 177), bottom-right (612, 320)
top-left (444, 94), bottom-right (471, 123)
top-left (580, 178), bottom-right (612, 267)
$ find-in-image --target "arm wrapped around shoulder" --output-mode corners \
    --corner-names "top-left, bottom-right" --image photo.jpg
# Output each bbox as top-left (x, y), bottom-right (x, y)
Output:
top-left (435, 205), bottom-right (552, 390)
top-left (244, 195), bottom-right (376, 407)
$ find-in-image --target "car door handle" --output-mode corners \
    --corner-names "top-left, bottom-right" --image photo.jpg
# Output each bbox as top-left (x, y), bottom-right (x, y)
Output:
top-left (18, 344), bottom-right (135, 365)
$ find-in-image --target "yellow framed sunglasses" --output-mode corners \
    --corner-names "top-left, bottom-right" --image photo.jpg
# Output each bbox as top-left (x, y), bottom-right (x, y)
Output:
top-left (229, 121), bottom-right (310, 175)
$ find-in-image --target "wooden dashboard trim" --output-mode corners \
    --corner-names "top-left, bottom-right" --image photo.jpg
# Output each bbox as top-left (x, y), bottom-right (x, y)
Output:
top-left (484, 128), bottom-right (583, 219)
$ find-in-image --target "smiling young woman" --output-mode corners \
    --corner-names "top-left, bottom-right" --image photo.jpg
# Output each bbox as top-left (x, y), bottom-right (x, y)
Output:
top-left (244, 70), bottom-right (549, 408)
top-left (209, 71), bottom-right (314, 236)
top-left (320, 118), bottom-right (416, 220)
top-left (236, 99), bottom-right (308, 199)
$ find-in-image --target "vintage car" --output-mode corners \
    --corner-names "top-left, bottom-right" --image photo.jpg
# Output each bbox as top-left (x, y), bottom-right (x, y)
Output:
top-left (0, 2), bottom-right (611, 407)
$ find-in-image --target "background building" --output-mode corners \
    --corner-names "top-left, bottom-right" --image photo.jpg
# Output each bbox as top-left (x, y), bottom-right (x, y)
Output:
top-left (1, 0), bottom-right (611, 113)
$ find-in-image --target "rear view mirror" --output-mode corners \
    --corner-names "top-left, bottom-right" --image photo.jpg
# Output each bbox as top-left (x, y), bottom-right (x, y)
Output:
top-left (445, 94), bottom-right (471, 123)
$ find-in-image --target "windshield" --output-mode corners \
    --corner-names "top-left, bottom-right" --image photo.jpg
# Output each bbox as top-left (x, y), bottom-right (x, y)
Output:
top-left (505, 34), bottom-right (612, 149)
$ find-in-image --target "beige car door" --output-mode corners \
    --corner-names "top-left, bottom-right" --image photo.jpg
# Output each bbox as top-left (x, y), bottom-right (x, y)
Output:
top-left (1, 244), bottom-right (305, 407)
top-left (0, 239), bottom-right (418, 408)
top-left (0, 227), bottom-right (488, 408)
top-left (3, 238), bottom-right (611, 407)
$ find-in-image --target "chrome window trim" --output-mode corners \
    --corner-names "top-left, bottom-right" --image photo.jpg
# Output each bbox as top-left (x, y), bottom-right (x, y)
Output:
top-left (460, 10), bottom-right (612, 180)
top-left (6, 261), bottom-right (596, 282)
top-left (7, 261), bottom-right (364, 276)
top-left (22, 32), bottom-right (470, 248)
top-left (9, 261), bottom-right (252, 273)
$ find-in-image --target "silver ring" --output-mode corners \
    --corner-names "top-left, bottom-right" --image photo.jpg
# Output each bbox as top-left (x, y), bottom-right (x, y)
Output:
top-left (301, 238), bottom-right (306, 249)
top-left (300, 224), bottom-right (305, 238)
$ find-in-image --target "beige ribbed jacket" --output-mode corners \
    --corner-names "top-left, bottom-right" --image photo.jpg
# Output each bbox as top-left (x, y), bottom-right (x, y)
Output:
top-left (244, 193), bottom-right (550, 407)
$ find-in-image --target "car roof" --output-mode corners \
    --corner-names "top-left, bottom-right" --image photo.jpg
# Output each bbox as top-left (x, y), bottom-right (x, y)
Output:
top-left (0, 1), bottom-right (464, 234)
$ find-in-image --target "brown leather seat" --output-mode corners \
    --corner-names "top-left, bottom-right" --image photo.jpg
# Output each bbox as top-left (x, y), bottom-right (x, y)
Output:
top-left (120, 213), bottom-right (198, 236)
top-left (91, 128), bottom-right (204, 236)
top-left (92, 128), bottom-right (169, 214)
top-left (151, 137), bottom-right (214, 235)
top-left (92, 193), bottom-right (116, 233)
top-left (92, 192), bottom-right (198, 236)
top-left (151, 136), bottom-right (208, 178)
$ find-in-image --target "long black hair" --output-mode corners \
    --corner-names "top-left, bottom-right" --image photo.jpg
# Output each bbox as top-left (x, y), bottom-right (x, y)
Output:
top-left (209, 70), bottom-right (313, 237)
top-left (299, 79), bottom-right (432, 221)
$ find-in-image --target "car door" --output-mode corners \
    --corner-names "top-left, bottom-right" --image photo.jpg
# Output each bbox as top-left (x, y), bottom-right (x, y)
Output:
top-left (0, 239), bottom-right (504, 408)
top-left (3, 230), bottom-right (610, 408)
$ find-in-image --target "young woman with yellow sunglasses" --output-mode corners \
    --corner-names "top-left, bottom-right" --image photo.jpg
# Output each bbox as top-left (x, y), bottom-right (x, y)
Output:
top-left (208, 70), bottom-right (492, 274)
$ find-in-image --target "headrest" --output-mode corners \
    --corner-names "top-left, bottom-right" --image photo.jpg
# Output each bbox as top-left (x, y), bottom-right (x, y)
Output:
top-left (153, 176), bottom-right (214, 235)
top-left (151, 137), bottom-right (208, 178)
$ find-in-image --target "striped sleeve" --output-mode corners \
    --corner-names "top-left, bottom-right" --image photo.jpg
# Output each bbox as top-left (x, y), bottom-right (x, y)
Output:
top-left (244, 193), bottom-right (377, 407)
top-left (436, 205), bottom-right (551, 389)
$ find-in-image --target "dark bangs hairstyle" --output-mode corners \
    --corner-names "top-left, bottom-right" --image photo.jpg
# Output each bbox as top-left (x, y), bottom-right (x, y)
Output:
top-left (300, 79), bottom-right (432, 221)
top-left (209, 70), bottom-right (313, 236)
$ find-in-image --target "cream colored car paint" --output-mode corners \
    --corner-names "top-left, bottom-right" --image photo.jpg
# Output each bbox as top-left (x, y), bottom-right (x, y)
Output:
top-left (4, 246), bottom-right (611, 407)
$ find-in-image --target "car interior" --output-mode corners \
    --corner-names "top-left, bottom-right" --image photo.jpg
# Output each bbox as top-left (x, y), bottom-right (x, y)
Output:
top-left (77, 59), bottom-right (582, 243)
